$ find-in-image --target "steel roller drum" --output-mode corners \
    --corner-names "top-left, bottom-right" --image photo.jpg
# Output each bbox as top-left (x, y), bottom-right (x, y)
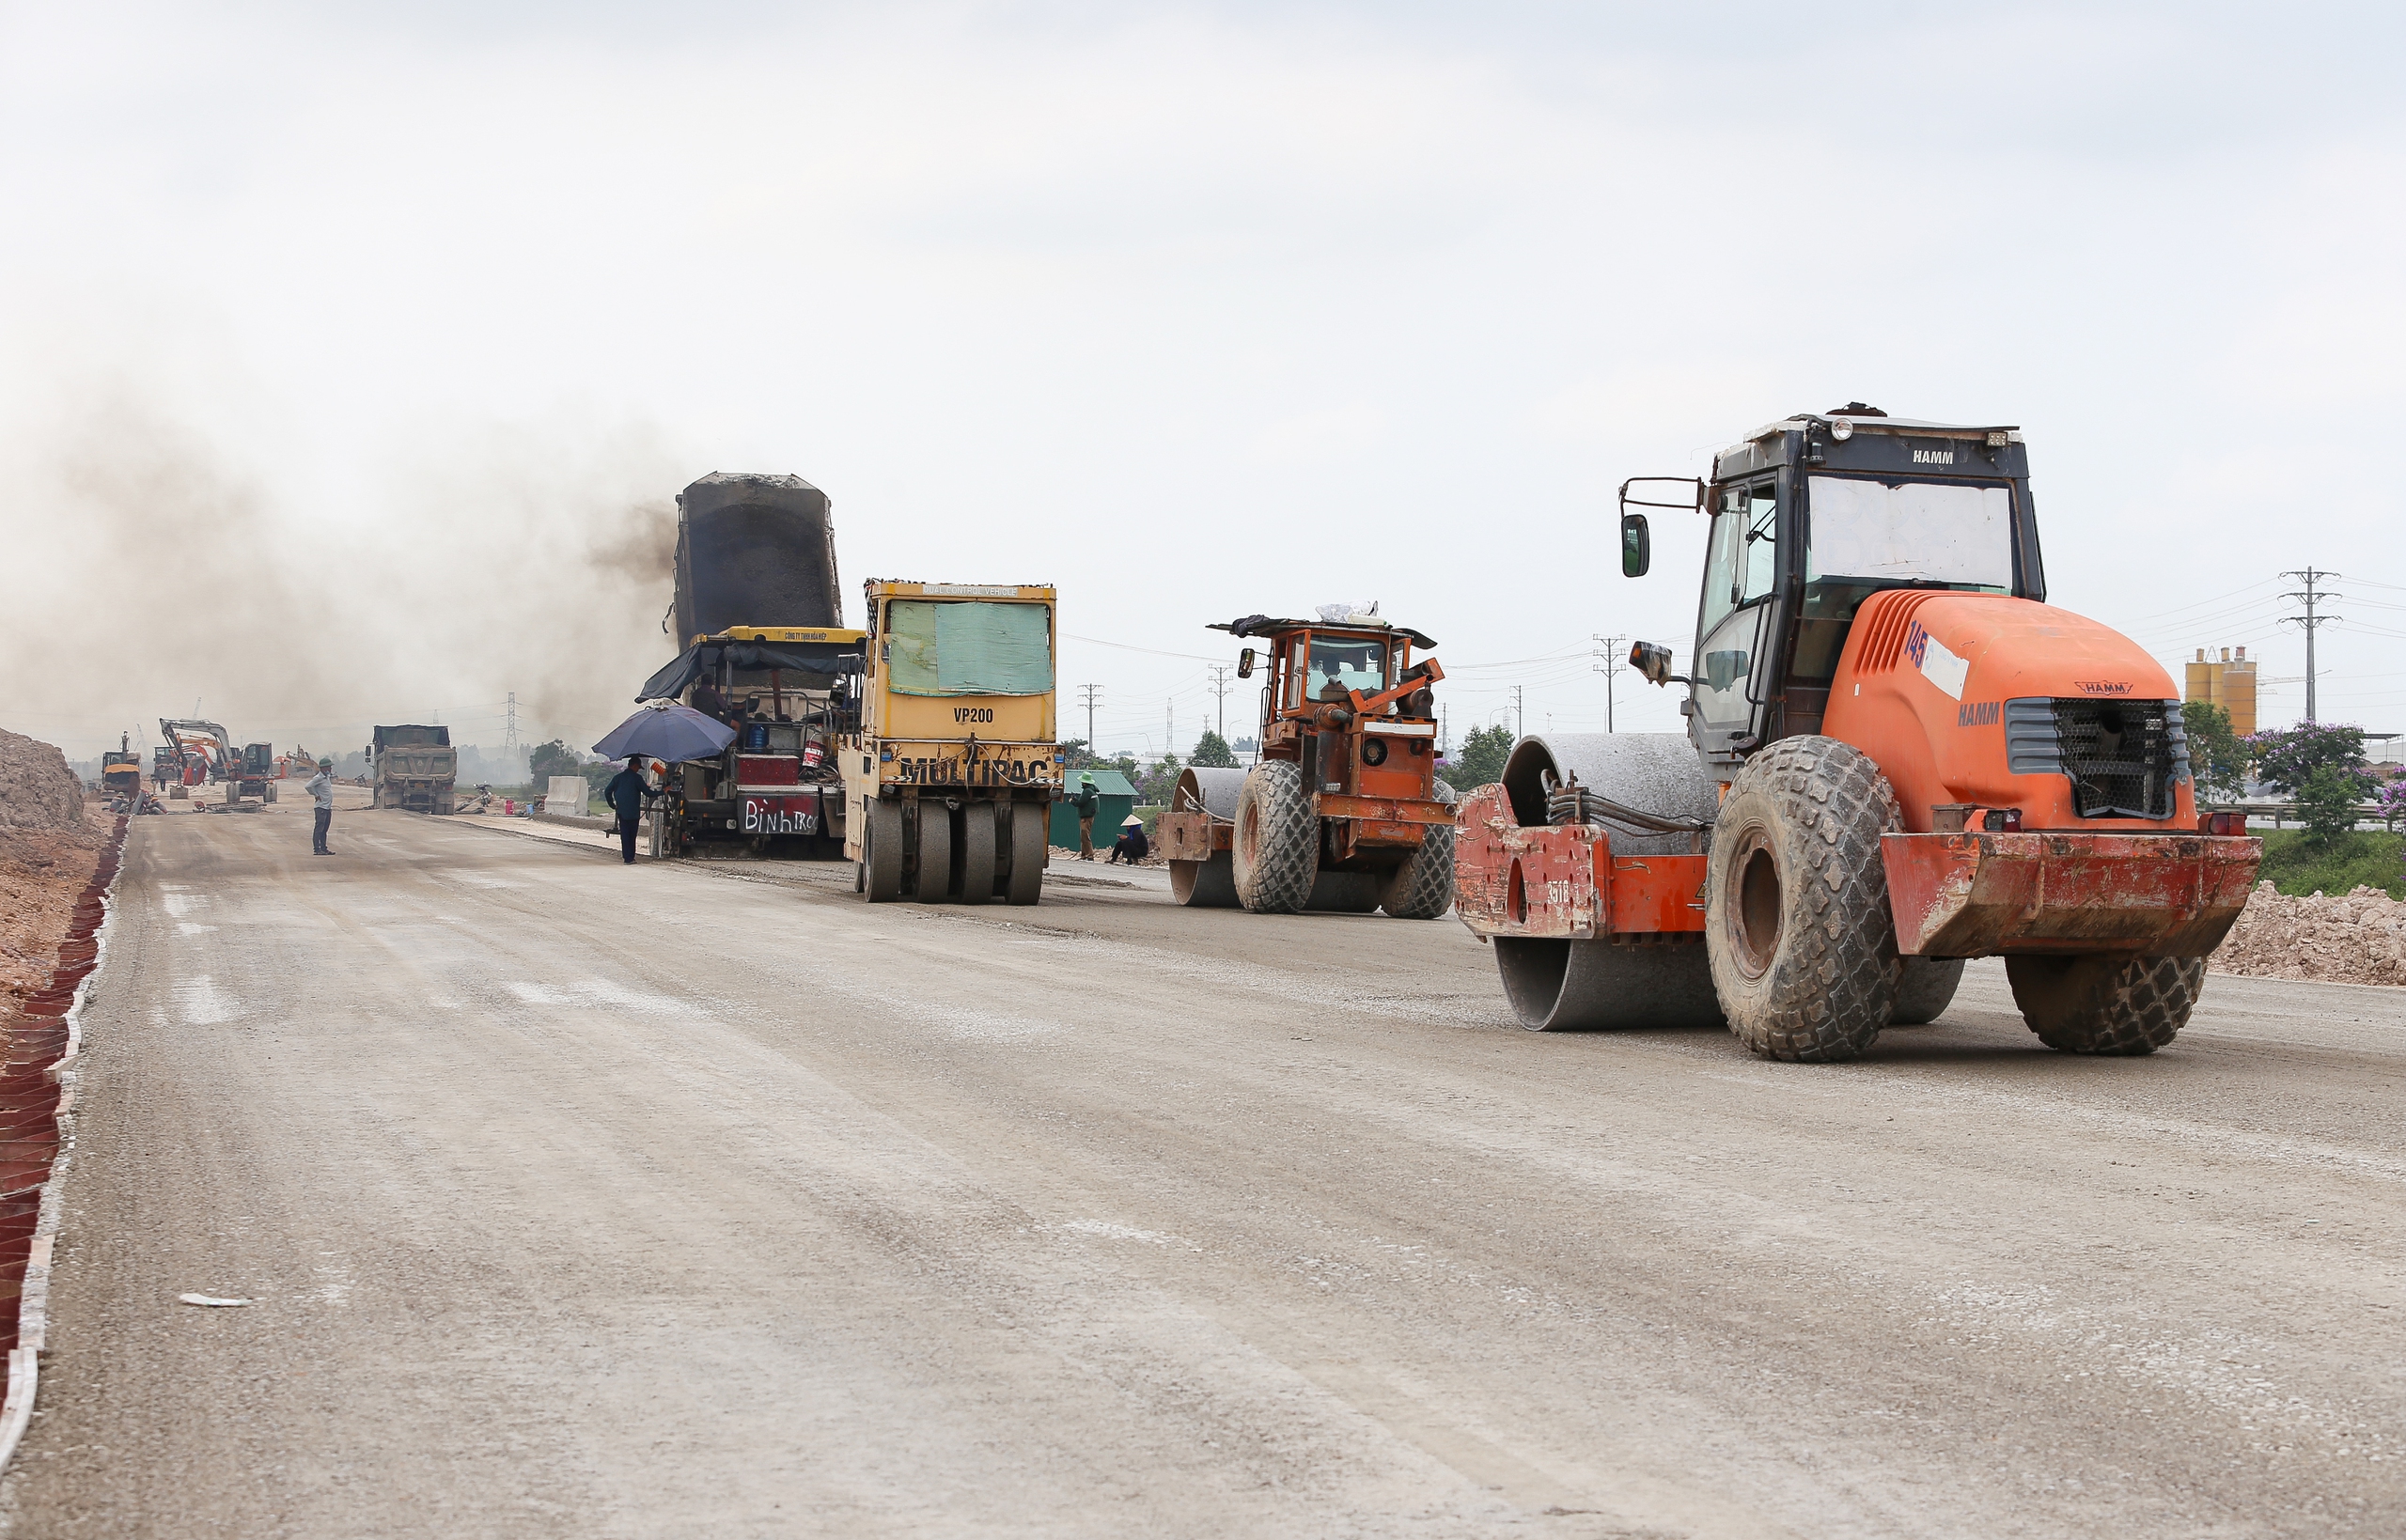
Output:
top-left (1489, 734), bottom-right (1725, 1031)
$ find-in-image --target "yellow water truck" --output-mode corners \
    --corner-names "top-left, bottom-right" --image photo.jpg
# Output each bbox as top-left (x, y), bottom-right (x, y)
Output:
top-left (843, 580), bottom-right (1063, 904)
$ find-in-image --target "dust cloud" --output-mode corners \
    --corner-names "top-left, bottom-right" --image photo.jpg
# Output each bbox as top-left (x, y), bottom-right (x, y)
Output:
top-left (0, 391), bottom-right (694, 765)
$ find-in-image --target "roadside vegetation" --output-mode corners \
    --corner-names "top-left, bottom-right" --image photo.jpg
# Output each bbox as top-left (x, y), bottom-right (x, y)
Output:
top-left (2256, 829), bottom-right (2405, 900)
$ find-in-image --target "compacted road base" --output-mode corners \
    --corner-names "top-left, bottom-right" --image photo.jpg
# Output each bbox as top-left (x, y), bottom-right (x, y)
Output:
top-left (2, 806), bottom-right (2401, 1538)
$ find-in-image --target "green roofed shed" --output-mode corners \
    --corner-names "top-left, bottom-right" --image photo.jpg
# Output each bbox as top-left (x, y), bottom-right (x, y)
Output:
top-left (1049, 769), bottom-right (1136, 849)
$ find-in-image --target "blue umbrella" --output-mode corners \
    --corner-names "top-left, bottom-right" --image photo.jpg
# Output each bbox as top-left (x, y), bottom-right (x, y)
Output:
top-left (591, 703), bottom-right (735, 765)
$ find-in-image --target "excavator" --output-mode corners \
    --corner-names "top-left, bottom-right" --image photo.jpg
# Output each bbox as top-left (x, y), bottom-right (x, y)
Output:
top-left (1453, 408), bottom-right (2259, 1061)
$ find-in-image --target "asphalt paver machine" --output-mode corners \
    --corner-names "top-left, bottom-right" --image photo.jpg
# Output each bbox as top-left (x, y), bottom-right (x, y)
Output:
top-left (1453, 407), bottom-right (2260, 1060)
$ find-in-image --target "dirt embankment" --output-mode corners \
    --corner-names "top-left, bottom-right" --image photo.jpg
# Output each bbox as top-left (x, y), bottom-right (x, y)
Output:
top-left (2212, 879), bottom-right (2406, 988)
top-left (0, 729), bottom-right (104, 1009)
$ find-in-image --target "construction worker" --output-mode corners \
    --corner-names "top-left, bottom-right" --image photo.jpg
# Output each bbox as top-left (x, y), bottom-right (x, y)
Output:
top-left (1108, 814), bottom-right (1148, 864)
top-left (1071, 772), bottom-right (1100, 860)
top-left (602, 759), bottom-right (658, 864)
top-left (306, 757), bottom-right (336, 855)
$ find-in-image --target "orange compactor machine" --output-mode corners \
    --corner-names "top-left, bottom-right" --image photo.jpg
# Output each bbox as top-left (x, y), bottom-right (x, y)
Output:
top-left (1453, 407), bottom-right (2259, 1062)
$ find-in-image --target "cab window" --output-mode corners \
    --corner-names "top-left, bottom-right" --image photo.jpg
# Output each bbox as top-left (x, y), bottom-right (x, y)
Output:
top-left (1699, 482), bottom-right (1778, 636)
top-left (1305, 637), bottom-right (1386, 703)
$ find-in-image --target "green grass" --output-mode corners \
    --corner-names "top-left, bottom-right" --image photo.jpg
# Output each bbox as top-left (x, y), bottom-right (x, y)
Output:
top-left (2254, 828), bottom-right (2405, 899)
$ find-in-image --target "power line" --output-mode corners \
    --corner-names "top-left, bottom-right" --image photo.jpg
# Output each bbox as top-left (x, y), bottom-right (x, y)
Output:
top-left (2279, 568), bottom-right (2343, 723)
top-left (1591, 635), bottom-right (1626, 734)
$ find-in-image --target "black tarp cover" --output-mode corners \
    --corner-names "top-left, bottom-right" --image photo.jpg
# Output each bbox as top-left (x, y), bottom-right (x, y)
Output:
top-left (638, 641), bottom-right (862, 703)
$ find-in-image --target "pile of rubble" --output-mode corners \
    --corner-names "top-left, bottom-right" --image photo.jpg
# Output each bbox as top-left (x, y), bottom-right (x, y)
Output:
top-left (2212, 880), bottom-right (2406, 988)
top-left (0, 729), bottom-right (105, 1012)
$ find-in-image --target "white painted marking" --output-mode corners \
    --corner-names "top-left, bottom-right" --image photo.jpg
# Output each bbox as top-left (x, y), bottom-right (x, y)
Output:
top-left (175, 975), bottom-right (238, 1026)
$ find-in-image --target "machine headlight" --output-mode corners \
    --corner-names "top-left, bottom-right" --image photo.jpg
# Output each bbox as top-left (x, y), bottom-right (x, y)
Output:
top-left (1828, 417), bottom-right (1854, 441)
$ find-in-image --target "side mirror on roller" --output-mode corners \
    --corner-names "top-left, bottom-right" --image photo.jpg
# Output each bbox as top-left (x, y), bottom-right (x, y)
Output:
top-left (1237, 647), bottom-right (1257, 679)
top-left (1630, 641), bottom-right (1682, 687)
top-left (1620, 513), bottom-right (1650, 578)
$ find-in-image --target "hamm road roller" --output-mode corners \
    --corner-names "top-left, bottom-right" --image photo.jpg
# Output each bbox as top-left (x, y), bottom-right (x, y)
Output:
top-left (1454, 407), bottom-right (2261, 1061)
top-left (1157, 608), bottom-right (1456, 917)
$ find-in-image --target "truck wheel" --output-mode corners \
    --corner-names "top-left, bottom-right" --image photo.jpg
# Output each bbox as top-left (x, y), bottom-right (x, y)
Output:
top-left (1495, 939), bottom-right (1724, 1031)
top-left (1231, 760), bottom-right (1317, 913)
top-left (1705, 737), bottom-right (1901, 1063)
top-left (1005, 802), bottom-right (1045, 905)
top-left (1891, 958), bottom-right (1966, 1025)
top-left (2006, 955), bottom-right (2205, 1055)
top-left (915, 803), bottom-right (954, 902)
top-left (960, 803), bottom-right (997, 905)
top-left (866, 800), bottom-right (904, 902)
top-left (1379, 827), bottom-right (1455, 920)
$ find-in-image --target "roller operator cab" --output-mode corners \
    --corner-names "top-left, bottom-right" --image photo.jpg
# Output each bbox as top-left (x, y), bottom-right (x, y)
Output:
top-left (843, 581), bottom-right (1063, 905)
top-left (1155, 611), bottom-right (1456, 917)
top-left (1454, 408), bottom-right (2261, 1062)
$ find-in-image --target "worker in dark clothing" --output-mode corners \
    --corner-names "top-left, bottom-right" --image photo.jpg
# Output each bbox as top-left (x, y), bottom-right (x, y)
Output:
top-left (1070, 773), bottom-right (1100, 861)
top-left (1108, 814), bottom-right (1148, 864)
top-left (603, 760), bottom-right (658, 864)
top-left (690, 676), bottom-right (729, 722)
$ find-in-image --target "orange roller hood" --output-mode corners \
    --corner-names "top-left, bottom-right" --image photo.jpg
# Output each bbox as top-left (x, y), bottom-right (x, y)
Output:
top-left (1821, 589), bottom-right (2190, 832)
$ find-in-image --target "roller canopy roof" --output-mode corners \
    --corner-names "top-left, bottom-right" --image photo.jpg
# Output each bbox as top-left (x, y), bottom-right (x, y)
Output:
top-left (1209, 615), bottom-right (1438, 648)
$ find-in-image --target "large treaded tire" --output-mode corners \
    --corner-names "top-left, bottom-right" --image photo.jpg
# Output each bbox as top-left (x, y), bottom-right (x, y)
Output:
top-left (1380, 828), bottom-right (1454, 919)
top-left (1890, 957), bottom-right (1966, 1025)
top-left (1705, 737), bottom-right (1901, 1063)
top-left (1231, 760), bottom-right (1318, 913)
top-left (2006, 955), bottom-right (2206, 1055)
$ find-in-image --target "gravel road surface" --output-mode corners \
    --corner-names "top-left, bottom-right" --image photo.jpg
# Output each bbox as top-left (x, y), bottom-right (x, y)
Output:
top-left (3, 803), bottom-right (2400, 1538)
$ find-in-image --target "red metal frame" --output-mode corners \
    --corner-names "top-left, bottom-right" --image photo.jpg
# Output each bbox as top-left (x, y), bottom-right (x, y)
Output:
top-left (1882, 831), bottom-right (2260, 957)
top-left (1452, 786), bottom-right (1706, 940)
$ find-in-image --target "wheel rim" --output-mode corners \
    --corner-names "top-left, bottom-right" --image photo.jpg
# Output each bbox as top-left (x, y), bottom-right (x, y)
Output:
top-left (1239, 801), bottom-right (1259, 866)
top-left (1726, 830), bottom-right (1782, 978)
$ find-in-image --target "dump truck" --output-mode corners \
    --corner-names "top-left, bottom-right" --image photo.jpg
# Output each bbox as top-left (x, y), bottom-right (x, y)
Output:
top-left (639, 624), bottom-right (867, 857)
top-left (1157, 609), bottom-right (1455, 917)
top-left (222, 741), bottom-right (279, 803)
top-left (369, 725), bottom-right (457, 813)
top-left (670, 473), bottom-right (842, 644)
top-left (843, 581), bottom-right (1062, 904)
top-left (1453, 407), bottom-right (2261, 1061)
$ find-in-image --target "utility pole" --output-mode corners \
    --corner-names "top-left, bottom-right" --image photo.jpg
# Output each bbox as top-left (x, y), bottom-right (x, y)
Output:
top-left (1078, 684), bottom-right (1101, 755)
top-left (1591, 635), bottom-right (1626, 734)
top-left (1165, 698), bottom-right (1175, 758)
top-left (504, 692), bottom-right (519, 758)
top-left (1208, 665), bottom-right (1231, 740)
top-left (2279, 568), bottom-right (2342, 723)
top-left (1509, 685), bottom-right (1523, 739)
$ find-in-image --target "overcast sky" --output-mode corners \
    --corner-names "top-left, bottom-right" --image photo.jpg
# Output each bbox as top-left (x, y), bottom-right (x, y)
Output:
top-left (5, 1), bottom-right (2402, 763)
